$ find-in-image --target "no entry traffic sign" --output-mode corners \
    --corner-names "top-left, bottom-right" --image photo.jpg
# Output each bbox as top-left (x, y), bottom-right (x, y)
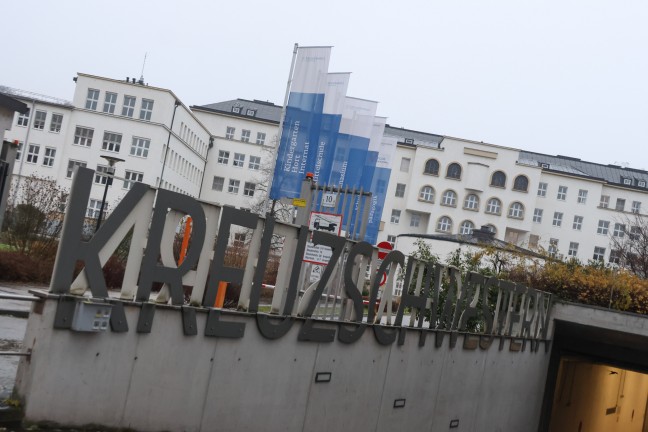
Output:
top-left (377, 241), bottom-right (393, 260)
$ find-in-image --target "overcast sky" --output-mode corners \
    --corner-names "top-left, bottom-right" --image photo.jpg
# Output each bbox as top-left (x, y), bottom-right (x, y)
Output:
top-left (4, 1), bottom-right (648, 169)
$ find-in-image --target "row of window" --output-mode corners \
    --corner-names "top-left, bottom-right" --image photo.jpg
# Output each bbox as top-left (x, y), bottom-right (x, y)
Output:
top-left (179, 121), bottom-right (208, 157)
top-left (163, 147), bottom-right (203, 186)
top-left (225, 126), bottom-right (266, 145)
top-left (16, 109), bottom-right (64, 133)
top-left (211, 176), bottom-right (256, 197)
top-left (537, 183), bottom-right (641, 213)
top-left (389, 210), bottom-right (493, 236)
top-left (544, 238), bottom-right (621, 264)
top-left (85, 88), bottom-right (154, 121)
top-left (67, 159), bottom-right (143, 190)
top-left (73, 125), bottom-right (151, 157)
top-left (217, 150), bottom-right (261, 170)
top-left (16, 143), bottom-right (56, 167)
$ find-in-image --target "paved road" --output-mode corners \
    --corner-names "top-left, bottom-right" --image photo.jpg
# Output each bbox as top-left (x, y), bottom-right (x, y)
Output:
top-left (0, 283), bottom-right (38, 397)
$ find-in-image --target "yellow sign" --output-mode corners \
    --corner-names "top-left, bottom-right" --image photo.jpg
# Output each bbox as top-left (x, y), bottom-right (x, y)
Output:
top-left (292, 198), bottom-right (306, 207)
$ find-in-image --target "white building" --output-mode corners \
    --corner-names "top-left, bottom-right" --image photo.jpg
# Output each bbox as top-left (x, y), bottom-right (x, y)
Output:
top-left (378, 125), bottom-right (648, 266)
top-left (3, 73), bottom-right (211, 218)
top-left (191, 99), bottom-right (280, 212)
top-left (3, 75), bottom-right (647, 269)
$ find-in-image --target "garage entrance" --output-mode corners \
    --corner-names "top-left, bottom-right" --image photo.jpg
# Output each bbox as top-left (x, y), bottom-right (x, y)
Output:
top-left (541, 320), bottom-right (648, 431)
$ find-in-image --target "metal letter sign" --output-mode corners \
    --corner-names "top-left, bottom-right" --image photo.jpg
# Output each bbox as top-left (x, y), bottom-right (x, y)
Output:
top-left (321, 192), bottom-right (336, 208)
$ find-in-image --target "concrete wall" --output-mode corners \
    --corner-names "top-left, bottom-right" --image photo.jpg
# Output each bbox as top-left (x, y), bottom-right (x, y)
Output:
top-left (15, 297), bottom-right (551, 432)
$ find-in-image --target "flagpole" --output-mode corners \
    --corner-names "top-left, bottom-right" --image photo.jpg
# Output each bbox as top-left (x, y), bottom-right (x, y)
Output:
top-left (266, 42), bottom-right (299, 214)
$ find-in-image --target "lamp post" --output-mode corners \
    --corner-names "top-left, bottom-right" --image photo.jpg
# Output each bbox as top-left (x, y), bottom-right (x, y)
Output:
top-left (95, 155), bottom-right (125, 233)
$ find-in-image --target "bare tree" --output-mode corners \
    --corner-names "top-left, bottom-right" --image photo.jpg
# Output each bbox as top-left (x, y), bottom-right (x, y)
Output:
top-left (3, 174), bottom-right (68, 258)
top-left (609, 213), bottom-right (648, 278)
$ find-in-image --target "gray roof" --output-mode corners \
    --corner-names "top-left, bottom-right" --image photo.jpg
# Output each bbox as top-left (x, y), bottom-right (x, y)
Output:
top-left (384, 124), bottom-right (444, 149)
top-left (193, 99), bottom-right (281, 123)
top-left (0, 86), bottom-right (73, 108)
top-left (519, 151), bottom-right (648, 189)
top-left (0, 92), bottom-right (28, 114)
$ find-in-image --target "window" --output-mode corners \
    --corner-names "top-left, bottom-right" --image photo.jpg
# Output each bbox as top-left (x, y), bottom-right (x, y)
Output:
top-left (123, 170), bottom-right (143, 189)
top-left (103, 92), bottom-right (117, 113)
top-left (17, 109), bottom-right (29, 127)
top-left (609, 250), bottom-right (621, 264)
top-left (572, 216), bottom-right (583, 230)
top-left (139, 99), bottom-right (154, 120)
top-left (410, 213), bottom-right (421, 228)
top-left (446, 163), bottom-right (462, 179)
top-left (66, 160), bottom-right (87, 178)
top-left (424, 159), bottom-right (439, 175)
top-left (256, 132), bottom-right (266, 145)
top-left (233, 232), bottom-right (247, 247)
top-left (537, 182), bottom-right (548, 197)
top-left (33, 110), bottom-right (46, 130)
top-left (218, 150), bottom-right (230, 164)
top-left (130, 137), bottom-right (150, 158)
top-left (600, 195), bottom-right (610, 208)
top-left (552, 212), bottom-right (563, 227)
top-left (529, 234), bottom-right (539, 249)
top-left (533, 208), bottom-right (543, 223)
top-left (400, 157), bottom-right (411, 173)
top-left (226, 127), bottom-right (235, 139)
top-left (623, 178), bottom-right (632, 186)
top-left (577, 189), bottom-right (588, 204)
top-left (228, 179), bottom-right (240, 194)
top-left (630, 226), bottom-right (641, 241)
top-left (436, 216), bottom-right (453, 233)
top-left (233, 153), bottom-right (245, 167)
top-left (49, 113), bottom-right (63, 133)
top-left (241, 130), bottom-right (251, 142)
top-left (460, 220), bottom-right (474, 235)
top-left (548, 239), bottom-right (558, 258)
top-left (597, 220), bottom-right (610, 235)
top-left (102, 132), bottom-right (122, 152)
top-left (87, 199), bottom-right (102, 218)
top-left (508, 202), bottom-right (525, 219)
top-left (232, 106), bottom-right (241, 114)
top-left (464, 194), bottom-right (479, 210)
top-left (613, 223), bottom-right (625, 238)
top-left (15, 142), bottom-right (22, 160)
top-left (42, 147), bottom-right (56, 167)
top-left (441, 190), bottom-right (457, 207)
top-left (243, 182), bottom-right (256, 197)
top-left (632, 201), bottom-right (641, 214)
top-left (212, 176), bottom-right (224, 191)
top-left (513, 175), bottom-right (529, 192)
top-left (485, 224), bottom-right (497, 235)
top-left (85, 89), bottom-right (99, 110)
top-left (490, 171), bottom-right (506, 187)
top-left (74, 126), bottom-right (94, 147)
top-left (486, 198), bottom-right (502, 215)
top-left (593, 247), bottom-right (606, 261)
top-left (419, 186), bottom-right (434, 202)
top-left (568, 242), bottom-right (579, 257)
top-left (26, 144), bottom-right (40, 164)
top-left (390, 209), bottom-right (401, 224)
top-left (248, 155), bottom-right (261, 170)
top-left (395, 183), bottom-right (406, 198)
top-left (386, 235), bottom-right (397, 245)
top-left (94, 165), bottom-right (111, 185)
top-left (122, 96), bottom-right (136, 117)
top-left (615, 198), bottom-right (625, 212)
top-left (557, 185), bottom-right (567, 200)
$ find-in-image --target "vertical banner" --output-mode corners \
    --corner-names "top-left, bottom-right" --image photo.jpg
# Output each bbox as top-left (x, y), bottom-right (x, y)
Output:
top-left (327, 97), bottom-right (377, 189)
top-left (365, 134), bottom-right (397, 244)
top-left (270, 46), bottom-right (331, 200)
top-left (312, 73), bottom-right (349, 184)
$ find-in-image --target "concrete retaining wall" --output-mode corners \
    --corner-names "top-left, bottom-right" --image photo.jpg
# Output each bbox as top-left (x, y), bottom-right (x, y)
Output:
top-left (15, 297), bottom-right (551, 432)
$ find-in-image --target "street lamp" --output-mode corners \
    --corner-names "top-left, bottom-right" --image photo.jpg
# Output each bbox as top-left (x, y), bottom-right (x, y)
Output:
top-left (95, 155), bottom-right (125, 233)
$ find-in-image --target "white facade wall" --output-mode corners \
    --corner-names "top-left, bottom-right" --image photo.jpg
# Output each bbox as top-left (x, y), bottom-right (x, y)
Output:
top-left (194, 108), bottom-right (279, 212)
top-left (377, 136), bottom-right (648, 266)
top-left (5, 74), bottom-right (210, 218)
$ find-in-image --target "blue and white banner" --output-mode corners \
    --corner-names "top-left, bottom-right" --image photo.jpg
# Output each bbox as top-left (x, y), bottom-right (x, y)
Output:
top-left (327, 97), bottom-right (377, 189)
top-left (365, 132), bottom-right (397, 245)
top-left (311, 73), bottom-right (349, 184)
top-left (270, 46), bottom-right (331, 200)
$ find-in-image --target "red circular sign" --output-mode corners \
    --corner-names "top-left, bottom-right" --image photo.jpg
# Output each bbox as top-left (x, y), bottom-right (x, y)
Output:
top-left (377, 241), bottom-right (393, 260)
